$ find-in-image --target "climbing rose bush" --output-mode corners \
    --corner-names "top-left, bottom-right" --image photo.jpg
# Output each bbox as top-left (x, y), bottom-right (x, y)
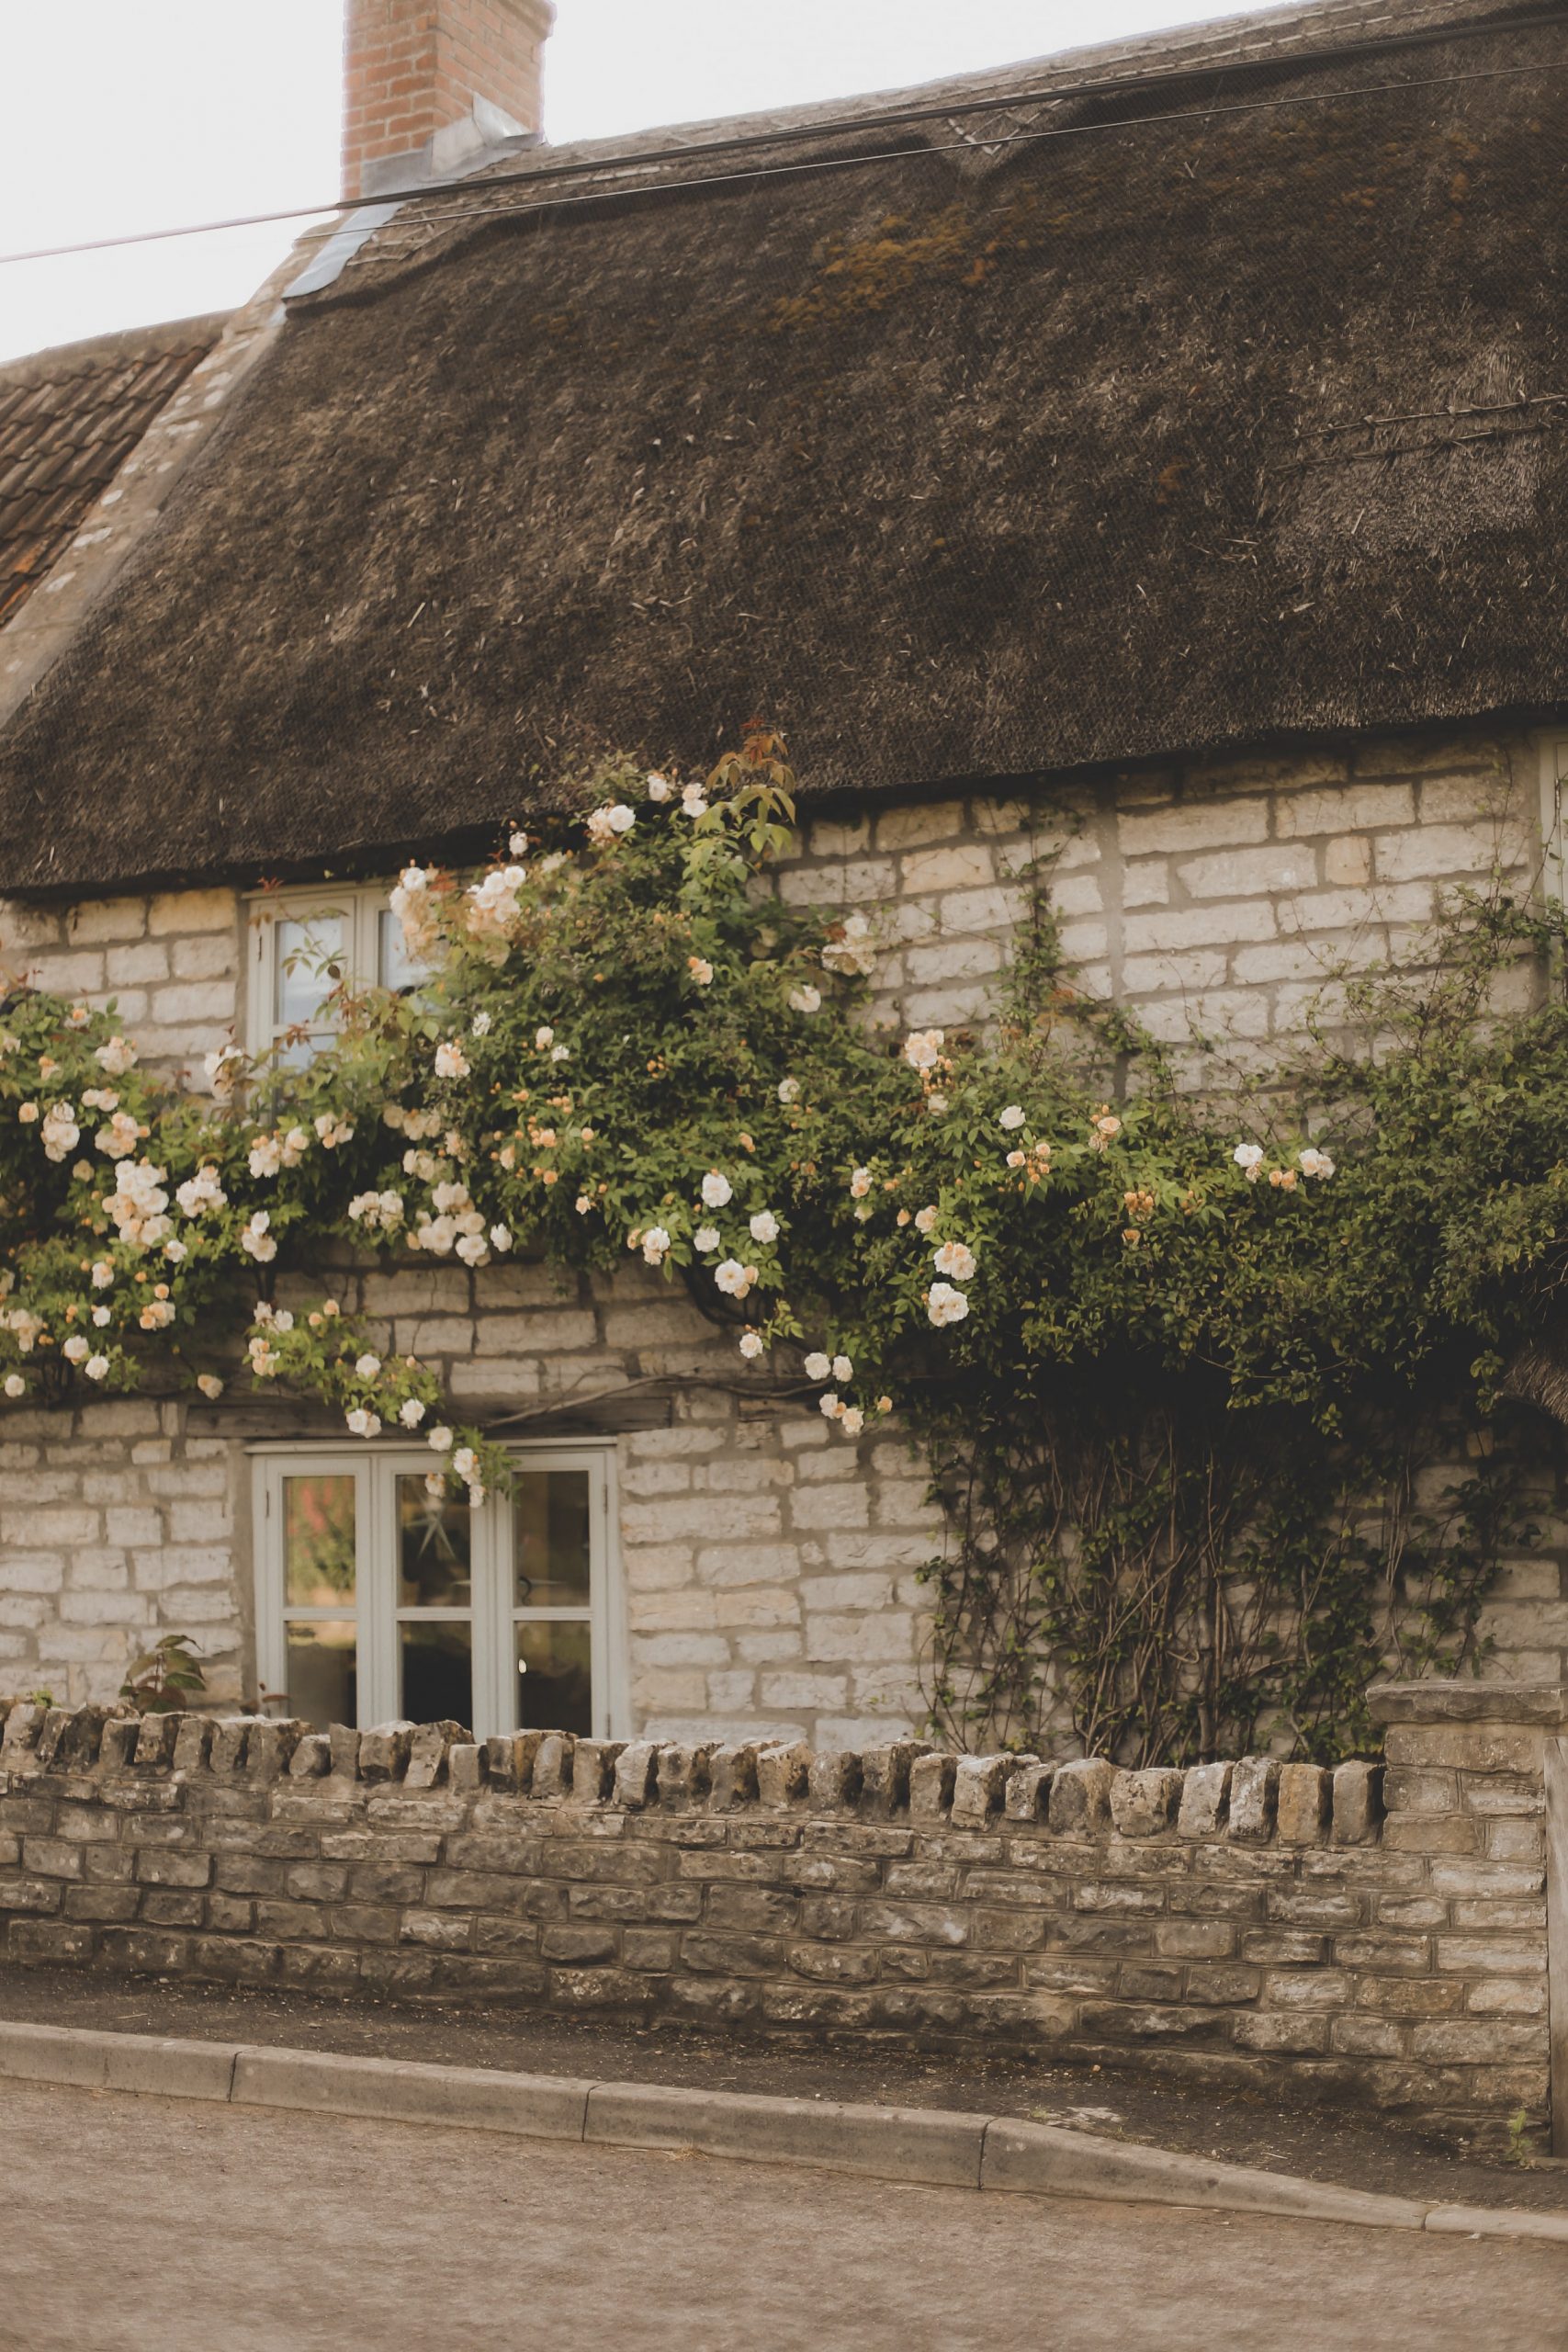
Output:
top-left (3, 725), bottom-right (1566, 1758)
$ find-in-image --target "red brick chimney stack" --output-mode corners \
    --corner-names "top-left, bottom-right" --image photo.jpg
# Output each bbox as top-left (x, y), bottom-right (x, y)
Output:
top-left (343, 0), bottom-right (555, 201)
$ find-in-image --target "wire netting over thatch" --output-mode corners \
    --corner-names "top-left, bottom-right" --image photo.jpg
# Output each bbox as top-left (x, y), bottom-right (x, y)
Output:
top-left (2, 0), bottom-right (1565, 892)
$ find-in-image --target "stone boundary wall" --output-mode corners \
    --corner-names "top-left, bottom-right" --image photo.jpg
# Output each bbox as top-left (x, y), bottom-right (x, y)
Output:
top-left (0, 1682), bottom-right (1551, 2139)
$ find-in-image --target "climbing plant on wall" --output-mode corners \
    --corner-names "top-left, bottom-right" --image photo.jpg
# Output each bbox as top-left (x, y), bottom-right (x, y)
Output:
top-left (0, 728), bottom-right (1562, 1760)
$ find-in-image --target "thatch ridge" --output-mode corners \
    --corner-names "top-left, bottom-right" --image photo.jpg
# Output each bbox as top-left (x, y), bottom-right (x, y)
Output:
top-left (1, 1), bottom-right (1566, 893)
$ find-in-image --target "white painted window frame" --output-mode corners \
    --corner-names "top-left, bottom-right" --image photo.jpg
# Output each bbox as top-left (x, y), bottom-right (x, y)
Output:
top-left (1540, 732), bottom-right (1568, 911)
top-left (250, 1439), bottom-right (626, 1741)
top-left (243, 881), bottom-right (407, 1062)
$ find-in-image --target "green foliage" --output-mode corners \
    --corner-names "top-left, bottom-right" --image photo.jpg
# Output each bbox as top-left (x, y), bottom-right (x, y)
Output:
top-left (1, 729), bottom-right (1563, 1758)
top-left (119, 1631), bottom-right (207, 1713)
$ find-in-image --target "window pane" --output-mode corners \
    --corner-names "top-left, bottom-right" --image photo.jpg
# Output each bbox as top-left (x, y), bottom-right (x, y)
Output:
top-left (378, 907), bottom-right (430, 994)
top-left (400, 1621), bottom-right (472, 1728)
top-left (286, 1620), bottom-right (357, 1730)
top-left (398, 1476), bottom-right (472, 1607)
top-left (274, 912), bottom-right (345, 1030)
top-left (513, 1470), bottom-right (592, 1609)
top-left (283, 1475), bottom-right (356, 1605)
top-left (515, 1619), bottom-right (592, 1736)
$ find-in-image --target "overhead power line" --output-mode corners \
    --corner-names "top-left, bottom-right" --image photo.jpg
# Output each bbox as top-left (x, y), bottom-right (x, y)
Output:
top-left (1, 18), bottom-right (1565, 274)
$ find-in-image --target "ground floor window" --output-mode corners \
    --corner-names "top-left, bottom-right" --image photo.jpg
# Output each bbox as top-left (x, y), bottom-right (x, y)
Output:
top-left (252, 1443), bottom-right (622, 1739)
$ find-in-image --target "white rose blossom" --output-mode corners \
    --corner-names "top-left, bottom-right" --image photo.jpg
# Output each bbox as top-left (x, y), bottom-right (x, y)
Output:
top-left (345, 1407), bottom-right (381, 1439)
top-left (428, 1425), bottom-right (455, 1453)
top-left (998, 1104), bottom-right (1026, 1131)
top-left (932, 1240), bottom-right (977, 1283)
top-left (175, 1165), bottom-right (226, 1219)
top-left (313, 1113), bottom-right (355, 1149)
top-left (240, 1210), bottom-right (277, 1263)
top-left (777, 1078), bottom-right (800, 1105)
top-left (3, 1374), bottom-right (22, 1399)
top-left (1233, 1142), bottom-right (1265, 1179)
top-left (714, 1259), bottom-right (757, 1300)
top-left (701, 1170), bottom-right (733, 1209)
top-left (927, 1282), bottom-right (971, 1329)
top-left (849, 1167), bottom-right (872, 1199)
top-left (94, 1036), bottom-right (138, 1077)
top-left (646, 772), bottom-right (672, 801)
top-left (739, 1331), bottom-right (764, 1360)
top-left (831, 1353), bottom-right (853, 1383)
top-left (85, 1355), bottom-right (110, 1383)
top-left (434, 1039), bottom-right (469, 1080)
top-left (914, 1205), bottom-right (939, 1236)
top-left (787, 985), bottom-right (821, 1014)
top-left (62, 1334), bottom-right (90, 1365)
top-left (536, 1026), bottom-right (555, 1048)
top-left (1299, 1147), bottom-right (1336, 1180)
top-left (749, 1210), bottom-right (779, 1245)
top-left (39, 1102), bottom-right (80, 1161)
top-left (642, 1227), bottom-right (671, 1265)
top-left (400, 1398), bottom-right (427, 1428)
top-left (197, 1374), bottom-right (224, 1401)
top-left (693, 1225), bottom-right (720, 1253)
top-left (804, 1352), bottom-right (831, 1382)
top-left (471, 1011), bottom-right (492, 1036)
top-left (903, 1028), bottom-right (945, 1072)
top-left (840, 1407), bottom-right (865, 1438)
top-left (818, 1391), bottom-right (842, 1419)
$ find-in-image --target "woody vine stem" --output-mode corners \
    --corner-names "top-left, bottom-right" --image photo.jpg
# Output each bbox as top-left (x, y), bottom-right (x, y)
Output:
top-left (0, 729), bottom-right (1562, 1759)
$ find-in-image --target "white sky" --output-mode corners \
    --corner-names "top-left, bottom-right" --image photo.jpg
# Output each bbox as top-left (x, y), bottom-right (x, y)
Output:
top-left (0, 0), bottom-right (1289, 366)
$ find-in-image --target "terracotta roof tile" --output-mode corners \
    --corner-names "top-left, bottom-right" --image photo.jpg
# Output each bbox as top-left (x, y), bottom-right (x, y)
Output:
top-left (0, 316), bottom-right (225, 628)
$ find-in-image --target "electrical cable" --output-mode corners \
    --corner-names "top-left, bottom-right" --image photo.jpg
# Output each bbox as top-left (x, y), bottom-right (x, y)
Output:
top-left (1, 20), bottom-right (1564, 273)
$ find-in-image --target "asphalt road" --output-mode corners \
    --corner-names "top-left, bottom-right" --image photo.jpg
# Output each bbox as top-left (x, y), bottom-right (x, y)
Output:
top-left (5, 2079), bottom-right (1562, 2352)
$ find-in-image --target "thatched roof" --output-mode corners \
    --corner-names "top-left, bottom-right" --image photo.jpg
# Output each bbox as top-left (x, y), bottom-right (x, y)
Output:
top-left (0, 317), bottom-right (220, 629)
top-left (2, 0), bottom-right (1567, 893)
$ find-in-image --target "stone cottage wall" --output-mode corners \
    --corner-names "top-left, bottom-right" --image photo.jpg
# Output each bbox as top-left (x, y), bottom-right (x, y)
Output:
top-left (0, 1678), bottom-right (1553, 2143)
top-left (0, 722), bottom-right (1562, 1733)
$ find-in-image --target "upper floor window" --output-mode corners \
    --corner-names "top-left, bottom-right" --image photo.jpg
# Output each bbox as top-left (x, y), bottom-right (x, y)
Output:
top-left (252, 1442), bottom-right (623, 1740)
top-left (244, 883), bottom-right (426, 1065)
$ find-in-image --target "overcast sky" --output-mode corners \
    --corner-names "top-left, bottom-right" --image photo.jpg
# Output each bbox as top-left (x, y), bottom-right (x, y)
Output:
top-left (0, 0), bottom-right (1287, 365)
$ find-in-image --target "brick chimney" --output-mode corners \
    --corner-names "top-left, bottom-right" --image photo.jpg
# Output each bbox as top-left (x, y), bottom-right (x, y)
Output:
top-left (343, 0), bottom-right (555, 200)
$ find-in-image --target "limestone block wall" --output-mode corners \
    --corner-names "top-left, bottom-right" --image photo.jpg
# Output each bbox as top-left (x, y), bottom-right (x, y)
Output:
top-left (777, 723), bottom-right (1542, 1069)
top-left (0, 886), bottom-right (241, 1080)
top-left (0, 720), bottom-right (1562, 1727)
top-left (0, 1679), bottom-right (1552, 2142)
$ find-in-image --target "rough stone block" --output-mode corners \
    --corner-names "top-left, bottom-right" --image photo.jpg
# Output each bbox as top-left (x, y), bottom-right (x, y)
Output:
top-left (531, 1733), bottom-right (575, 1802)
top-left (0, 1703), bottom-right (44, 1759)
top-left (1276, 1764), bottom-right (1330, 1846)
top-left (908, 1753), bottom-right (956, 1823)
top-left (357, 1724), bottom-right (414, 1782)
top-left (98, 1718), bottom-right (141, 1773)
top-left (1048, 1758), bottom-right (1115, 1835)
top-left (708, 1745), bottom-right (759, 1810)
top-left (288, 1735), bottom-right (331, 1780)
top-left (859, 1742), bottom-right (925, 1817)
top-left (951, 1755), bottom-right (1017, 1829)
top-left (1330, 1760), bottom-right (1383, 1845)
top-left (612, 1741), bottom-right (660, 1810)
top-left (1228, 1758), bottom-right (1280, 1842)
top-left (1111, 1769), bottom-right (1183, 1839)
top-left (132, 1713), bottom-right (180, 1770)
top-left (172, 1716), bottom-right (211, 1775)
top-left (656, 1744), bottom-right (711, 1806)
top-left (405, 1722), bottom-right (460, 1791)
top-left (807, 1750), bottom-right (863, 1812)
top-left (1177, 1762), bottom-right (1231, 1839)
top-left (328, 1724), bottom-right (362, 1781)
top-left (1004, 1762), bottom-right (1053, 1824)
top-left (755, 1742), bottom-right (812, 1806)
top-left (571, 1741), bottom-right (626, 1805)
top-left (248, 1721), bottom-right (305, 1782)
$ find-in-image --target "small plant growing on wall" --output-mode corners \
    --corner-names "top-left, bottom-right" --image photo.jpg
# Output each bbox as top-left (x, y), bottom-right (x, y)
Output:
top-left (118, 1633), bottom-right (207, 1714)
top-left (0, 727), bottom-right (1562, 1759)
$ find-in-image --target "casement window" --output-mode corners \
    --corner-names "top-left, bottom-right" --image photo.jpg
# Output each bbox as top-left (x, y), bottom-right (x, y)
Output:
top-left (252, 1443), bottom-right (624, 1739)
top-left (243, 883), bottom-right (425, 1064)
